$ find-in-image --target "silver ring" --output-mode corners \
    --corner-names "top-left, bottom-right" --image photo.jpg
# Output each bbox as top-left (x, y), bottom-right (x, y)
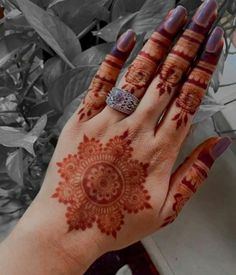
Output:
top-left (106, 87), bottom-right (139, 115)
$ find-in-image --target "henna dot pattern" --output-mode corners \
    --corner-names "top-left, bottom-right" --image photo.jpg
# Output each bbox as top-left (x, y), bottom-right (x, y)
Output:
top-left (52, 130), bottom-right (151, 238)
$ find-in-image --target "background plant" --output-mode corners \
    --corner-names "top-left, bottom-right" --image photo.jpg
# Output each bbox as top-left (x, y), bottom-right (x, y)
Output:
top-left (0, 0), bottom-right (235, 237)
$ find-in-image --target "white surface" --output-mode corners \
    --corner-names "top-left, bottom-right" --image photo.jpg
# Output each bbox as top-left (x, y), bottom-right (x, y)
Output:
top-left (143, 120), bottom-right (236, 275)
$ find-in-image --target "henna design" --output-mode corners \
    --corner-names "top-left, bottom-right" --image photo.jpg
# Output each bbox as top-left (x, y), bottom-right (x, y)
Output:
top-left (122, 31), bottom-right (172, 97)
top-left (78, 55), bottom-right (122, 121)
top-left (162, 161), bottom-right (208, 227)
top-left (78, 30), bottom-right (136, 121)
top-left (172, 60), bottom-right (215, 129)
top-left (52, 130), bottom-right (151, 238)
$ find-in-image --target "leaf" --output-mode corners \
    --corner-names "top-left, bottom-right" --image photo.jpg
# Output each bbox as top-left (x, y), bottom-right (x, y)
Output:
top-left (125, 32), bottom-right (145, 66)
top-left (6, 149), bottom-right (24, 186)
top-left (16, 0), bottom-right (81, 67)
top-left (0, 115), bottom-right (47, 155)
top-left (74, 43), bottom-right (114, 66)
top-left (48, 66), bottom-right (98, 112)
top-left (94, 12), bottom-right (138, 42)
top-left (179, 0), bottom-right (202, 13)
top-left (211, 51), bottom-right (225, 93)
top-left (111, 0), bottom-right (146, 20)
top-left (50, 0), bottom-right (110, 34)
top-left (0, 33), bottom-right (28, 68)
top-left (127, 0), bottom-right (175, 35)
top-left (43, 56), bottom-right (67, 89)
top-left (193, 95), bottom-right (225, 124)
top-left (111, 0), bottom-right (127, 20)
top-left (232, 30), bottom-right (236, 48)
top-left (4, 9), bottom-right (32, 31)
top-left (56, 91), bottom-right (86, 132)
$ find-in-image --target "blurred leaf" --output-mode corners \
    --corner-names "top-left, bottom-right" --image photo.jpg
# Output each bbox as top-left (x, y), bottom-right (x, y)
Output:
top-left (111, 0), bottom-right (146, 20)
top-left (193, 95), bottom-right (225, 124)
top-left (29, 100), bottom-right (52, 117)
top-left (125, 32), bottom-right (145, 66)
top-left (51, 0), bottom-right (110, 34)
top-left (0, 33), bottom-right (28, 68)
top-left (43, 56), bottom-right (66, 89)
top-left (6, 149), bottom-right (24, 186)
top-left (179, 0), bottom-right (202, 12)
top-left (211, 51), bottom-right (225, 92)
top-left (48, 66), bottom-right (98, 112)
top-left (232, 30), bottom-right (236, 48)
top-left (127, 0), bottom-right (175, 35)
top-left (95, 12), bottom-right (137, 42)
top-left (74, 43), bottom-right (114, 66)
top-left (4, 9), bottom-right (32, 31)
top-left (0, 94), bottom-right (19, 124)
top-left (0, 115), bottom-right (47, 155)
top-left (111, 0), bottom-right (127, 20)
top-left (56, 91), bottom-right (86, 132)
top-left (16, 0), bottom-right (81, 67)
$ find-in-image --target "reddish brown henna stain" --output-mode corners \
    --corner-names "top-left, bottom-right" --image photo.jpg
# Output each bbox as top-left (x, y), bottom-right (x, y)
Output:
top-left (52, 130), bottom-right (151, 238)
top-left (162, 161), bottom-right (208, 227)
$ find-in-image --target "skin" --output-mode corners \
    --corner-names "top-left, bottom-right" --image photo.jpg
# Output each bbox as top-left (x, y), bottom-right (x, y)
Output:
top-left (0, 1), bottom-right (231, 275)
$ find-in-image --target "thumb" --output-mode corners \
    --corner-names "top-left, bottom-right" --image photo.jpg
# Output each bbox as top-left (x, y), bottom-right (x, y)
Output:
top-left (160, 136), bottom-right (231, 228)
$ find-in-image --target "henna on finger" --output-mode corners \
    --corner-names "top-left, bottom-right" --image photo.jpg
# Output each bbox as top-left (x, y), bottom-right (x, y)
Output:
top-left (172, 27), bottom-right (224, 129)
top-left (156, 0), bottom-right (218, 98)
top-left (161, 137), bottom-right (231, 227)
top-left (52, 130), bottom-right (152, 238)
top-left (78, 30), bottom-right (136, 121)
top-left (118, 6), bottom-right (187, 99)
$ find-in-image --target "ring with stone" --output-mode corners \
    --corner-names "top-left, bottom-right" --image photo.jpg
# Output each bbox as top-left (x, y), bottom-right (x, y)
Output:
top-left (106, 87), bottom-right (140, 115)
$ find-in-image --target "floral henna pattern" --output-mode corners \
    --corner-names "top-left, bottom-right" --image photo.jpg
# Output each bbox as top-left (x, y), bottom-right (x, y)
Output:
top-left (172, 59), bottom-right (215, 129)
top-left (162, 161), bottom-right (208, 227)
top-left (52, 130), bottom-right (151, 238)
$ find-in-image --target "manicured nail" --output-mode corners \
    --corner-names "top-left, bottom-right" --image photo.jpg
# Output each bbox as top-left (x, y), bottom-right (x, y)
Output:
top-left (194, 0), bottom-right (218, 27)
top-left (205, 27), bottom-right (224, 53)
top-left (211, 137), bottom-right (232, 160)
top-left (164, 6), bottom-right (187, 33)
top-left (116, 29), bottom-right (136, 53)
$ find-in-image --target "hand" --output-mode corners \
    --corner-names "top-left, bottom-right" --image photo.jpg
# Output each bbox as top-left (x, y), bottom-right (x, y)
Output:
top-left (0, 1), bottom-right (231, 274)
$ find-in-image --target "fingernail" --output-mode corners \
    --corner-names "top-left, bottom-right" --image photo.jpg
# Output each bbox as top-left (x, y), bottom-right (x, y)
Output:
top-left (205, 27), bottom-right (224, 53)
top-left (211, 137), bottom-right (232, 160)
top-left (194, 0), bottom-right (218, 27)
top-left (164, 6), bottom-right (187, 33)
top-left (116, 29), bottom-right (136, 52)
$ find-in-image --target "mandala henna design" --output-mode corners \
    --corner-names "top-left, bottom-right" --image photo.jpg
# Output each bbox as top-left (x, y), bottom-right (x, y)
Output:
top-left (52, 130), bottom-right (151, 238)
top-left (162, 161), bottom-right (208, 227)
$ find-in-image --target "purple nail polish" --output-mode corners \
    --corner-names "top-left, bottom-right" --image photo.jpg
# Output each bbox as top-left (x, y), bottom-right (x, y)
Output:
top-left (211, 137), bottom-right (232, 160)
top-left (116, 29), bottom-right (136, 53)
top-left (205, 27), bottom-right (224, 53)
top-left (164, 6), bottom-right (187, 33)
top-left (194, 0), bottom-right (218, 27)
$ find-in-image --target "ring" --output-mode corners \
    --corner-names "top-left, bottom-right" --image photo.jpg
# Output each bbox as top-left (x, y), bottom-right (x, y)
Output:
top-left (106, 87), bottom-right (140, 115)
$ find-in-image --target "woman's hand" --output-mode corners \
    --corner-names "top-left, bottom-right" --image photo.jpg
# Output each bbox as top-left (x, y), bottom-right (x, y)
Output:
top-left (0, 1), bottom-right (231, 274)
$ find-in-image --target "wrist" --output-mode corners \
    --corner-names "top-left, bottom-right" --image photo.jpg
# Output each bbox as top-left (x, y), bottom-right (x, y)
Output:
top-left (0, 198), bottom-right (103, 275)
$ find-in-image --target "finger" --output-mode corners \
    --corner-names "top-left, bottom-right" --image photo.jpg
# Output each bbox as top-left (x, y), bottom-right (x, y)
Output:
top-left (133, 0), bottom-right (218, 127)
top-left (77, 30), bottom-right (136, 122)
top-left (100, 6), bottom-right (188, 122)
top-left (159, 136), bottom-right (231, 227)
top-left (156, 27), bottom-right (224, 155)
